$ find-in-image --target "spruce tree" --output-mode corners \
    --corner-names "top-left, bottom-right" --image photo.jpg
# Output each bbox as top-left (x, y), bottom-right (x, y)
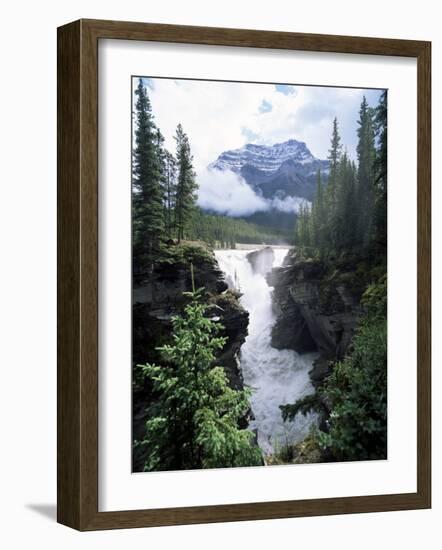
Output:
top-left (311, 170), bottom-right (326, 257)
top-left (138, 275), bottom-right (263, 471)
top-left (163, 150), bottom-right (178, 239)
top-left (356, 96), bottom-right (376, 247)
top-left (335, 151), bottom-right (357, 251)
top-left (327, 117), bottom-right (342, 208)
top-left (326, 117), bottom-right (342, 251)
top-left (373, 91), bottom-right (387, 254)
top-left (295, 202), bottom-right (312, 255)
top-left (132, 79), bottom-right (164, 269)
top-left (174, 124), bottom-right (198, 242)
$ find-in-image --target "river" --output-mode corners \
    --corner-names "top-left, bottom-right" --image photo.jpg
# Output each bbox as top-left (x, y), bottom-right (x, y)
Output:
top-left (215, 247), bottom-right (317, 457)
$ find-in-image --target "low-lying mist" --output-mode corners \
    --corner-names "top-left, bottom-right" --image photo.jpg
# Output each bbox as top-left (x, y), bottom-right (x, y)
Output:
top-left (197, 168), bottom-right (310, 218)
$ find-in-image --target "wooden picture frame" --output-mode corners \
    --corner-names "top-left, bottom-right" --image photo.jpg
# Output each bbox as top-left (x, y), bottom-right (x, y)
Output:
top-left (57, 18), bottom-right (431, 530)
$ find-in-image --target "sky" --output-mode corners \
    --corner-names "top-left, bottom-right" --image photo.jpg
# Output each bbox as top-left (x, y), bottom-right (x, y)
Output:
top-left (133, 77), bottom-right (383, 216)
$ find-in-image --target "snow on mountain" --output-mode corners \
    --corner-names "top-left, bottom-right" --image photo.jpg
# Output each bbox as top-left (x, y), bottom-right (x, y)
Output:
top-left (209, 139), bottom-right (324, 175)
top-left (208, 139), bottom-right (329, 203)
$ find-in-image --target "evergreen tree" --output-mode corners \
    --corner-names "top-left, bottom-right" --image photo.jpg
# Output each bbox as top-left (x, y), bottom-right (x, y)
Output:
top-left (343, 159), bottom-right (358, 249)
top-left (132, 79), bottom-right (164, 269)
top-left (282, 276), bottom-right (387, 462)
top-left (327, 117), bottom-right (342, 210)
top-left (163, 150), bottom-right (178, 239)
top-left (138, 274), bottom-right (263, 471)
top-left (311, 170), bottom-right (326, 256)
top-left (174, 124), bottom-right (198, 242)
top-left (326, 117), bottom-right (343, 250)
top-left (295, 202), bottom-right (312, 254)
top-left (373, 90), bottom-right (387, 253)
top-left (356, 96), bottom-right (376, 247)
top-left (186, 208), bottom-right (288, 246)
top-left (334, 150), bottom-right (357, 251)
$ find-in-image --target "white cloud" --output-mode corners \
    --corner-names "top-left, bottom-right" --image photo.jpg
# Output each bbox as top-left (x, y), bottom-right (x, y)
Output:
top-left (197, 169), bottom-right (268, 217)
top-left (270, 195), bottom-right (310, 213)
top-left (135, 77), bottom-right (382, 216)
top-left (143, 77), bottom-right (382, 170)
top-left (197, 169), bottom-right (310, 217)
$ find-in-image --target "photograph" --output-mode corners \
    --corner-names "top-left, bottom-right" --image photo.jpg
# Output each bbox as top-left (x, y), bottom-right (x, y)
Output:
top-left (131, 76), bottom-right (388, 472)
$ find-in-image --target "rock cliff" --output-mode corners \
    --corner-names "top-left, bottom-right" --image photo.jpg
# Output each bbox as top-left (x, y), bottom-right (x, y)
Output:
top-left (268, 249), bottom-right (366, 386)
top-left (133, 242), bottom-right (249, 387)
top-left (132, 242), bottom-right (250, 469)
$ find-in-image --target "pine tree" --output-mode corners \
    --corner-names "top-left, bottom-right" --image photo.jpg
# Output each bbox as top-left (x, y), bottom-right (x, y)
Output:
top-left (132, 79), bottom-right (164, 269)
top-left (138, 274), bottom-right (263, 471)
top-left (174, 124), bottom-right (198, 242)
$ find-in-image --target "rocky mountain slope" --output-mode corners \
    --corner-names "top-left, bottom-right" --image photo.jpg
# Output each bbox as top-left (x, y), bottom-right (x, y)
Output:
top-left (210, 139), bottom-right (329, 201)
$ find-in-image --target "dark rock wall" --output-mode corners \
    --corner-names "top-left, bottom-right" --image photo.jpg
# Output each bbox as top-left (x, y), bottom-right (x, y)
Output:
top-left (132, 243), bottom-right (249, 470)
top-left (269, 250), bottom-right (363, 386)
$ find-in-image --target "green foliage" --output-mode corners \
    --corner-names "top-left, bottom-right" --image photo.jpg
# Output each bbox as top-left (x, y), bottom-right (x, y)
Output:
top-left (373, 90), bottom-right (388, 253)
top-left (284, 276), bottom-right (387, 462)
top-left (318, 307), bottom-right (387, 461)
top-left (187, 209), bottom-right (290, 247)
top-left (356, 96), bottom-right (377, 247)
top-left (163, 149), bottom-right (178, 239)
top-left (291, 428), bottom-right (324, 464)
top-left (137, 282), bottom-right (262, 471)
top-left (132, 79), bottom-right (165, 268)
top-left (294, 202), bottom-right (312, 254)
top-left (280, 392), bottom-right (326, 421)
top-left (310, 170), bottom-right (327, 257)
top-left (156, 240), bottom-right (214, 268)
top-left (361, 273), bottom-right (387, 316)
top-left (294, 94), bottom-right (387, 261)
top-left (266, 426), bottom-right (324, 465)
top-left (174, 124), bottom-right (198, 242)
top-left (327, 116), bottom-right (342, 214)
top-left (132, 79), bottom-right (199, 269)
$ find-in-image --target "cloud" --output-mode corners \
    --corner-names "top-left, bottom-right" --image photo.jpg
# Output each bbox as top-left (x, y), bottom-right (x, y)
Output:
top-left (240, 86), bottom-right (383, 161)
top-left (197, 169), bottom-right (310, 217)
top-left (134, 77), bottom-right (382, 217)
top-left (141, 77), bottom-right (383, 170)
top-left (197, 169), bottom-right (268, 217)
top-left (270, 195), bottom-right (310, 213)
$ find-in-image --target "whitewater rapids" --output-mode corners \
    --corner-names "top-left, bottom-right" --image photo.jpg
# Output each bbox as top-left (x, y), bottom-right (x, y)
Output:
top-left (215, 247), bottom-right (318, 457)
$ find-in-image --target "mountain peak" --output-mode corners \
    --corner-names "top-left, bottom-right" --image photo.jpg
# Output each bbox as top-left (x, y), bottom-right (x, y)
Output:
top-left (207, 138), bottom-right (329, 203)
top-left (209, 138), bottom-right (320, 174)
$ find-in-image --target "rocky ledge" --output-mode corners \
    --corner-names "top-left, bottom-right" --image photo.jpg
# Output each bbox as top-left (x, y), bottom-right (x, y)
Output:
top-left (132, 242), bottom-right (250, 470)
top-left (133, 241), bottom-right (249, 387)
top-left (268, 249), bottom-right (369, 386)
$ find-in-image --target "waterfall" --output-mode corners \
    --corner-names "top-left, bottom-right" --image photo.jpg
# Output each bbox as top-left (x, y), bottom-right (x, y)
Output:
top-left (215, 247), bottom-right (318, 457)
